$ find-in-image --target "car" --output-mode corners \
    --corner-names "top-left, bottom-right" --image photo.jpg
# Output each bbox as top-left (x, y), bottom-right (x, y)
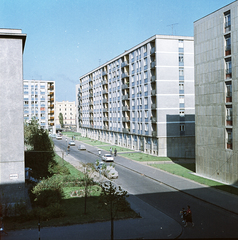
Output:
top-left (69, 140), bottom-right (75, 146)
top-left (78, 144), bottom-right (86, 150)
top-left (49, 133), bottom-right (57, 138)
top-left (104, 166), bottom-right (118, 179)
top-left (56, 135), bottom-right (62, 140)
top-left (102, 154), bottom-right (114, 162)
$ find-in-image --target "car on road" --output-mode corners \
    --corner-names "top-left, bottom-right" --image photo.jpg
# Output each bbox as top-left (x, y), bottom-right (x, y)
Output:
top-left (102, 154), bottom-right (114, 162)
top-left (69, 140), bottom-right (75, 146)
top-left (78, 144), bottom-right (86, 150)
top-left (49, 133), bottom-right (57, 138)
top-left (56, 135), bottom-right (62, 140)
top-left (94, 161), bottom-right (118, 179)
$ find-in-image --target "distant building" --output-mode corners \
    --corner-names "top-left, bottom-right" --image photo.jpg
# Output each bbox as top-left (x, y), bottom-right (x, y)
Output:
top-left (23, 80), bottom-right (55, 133)
top-left (77, 35), bottom-right (195, 158)
top-left (55, 101), bottom-right (76, 129)
top-left (0, 29), bottom-right (26, 203)
top-left (194, 1), bottom-right (238, 184)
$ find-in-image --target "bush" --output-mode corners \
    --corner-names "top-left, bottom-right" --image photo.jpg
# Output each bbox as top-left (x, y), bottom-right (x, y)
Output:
top-left (32, 177), bottom-right (64, 207)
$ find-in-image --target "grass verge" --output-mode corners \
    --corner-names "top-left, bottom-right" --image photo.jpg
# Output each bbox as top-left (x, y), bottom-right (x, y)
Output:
top-left (151, 162), bottom-right (238, 196)
top-left (122, 152), bottom-right (172, 162)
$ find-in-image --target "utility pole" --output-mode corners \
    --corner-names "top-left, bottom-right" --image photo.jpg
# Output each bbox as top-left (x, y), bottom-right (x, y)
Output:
top-left (167, 23), bottom-right (178, 35)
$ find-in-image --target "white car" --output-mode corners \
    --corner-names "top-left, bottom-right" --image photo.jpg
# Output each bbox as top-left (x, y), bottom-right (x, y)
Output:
top-left (104, 166), bottom-right (118, 179)
top-left (56, 135), bottom-right (62, 140)
top-left (78, 144), bottom-right (86, 150)
top-left (69, 140), bottom-right (75, 146)
top-left (102, 154), bottom-right (114, 162)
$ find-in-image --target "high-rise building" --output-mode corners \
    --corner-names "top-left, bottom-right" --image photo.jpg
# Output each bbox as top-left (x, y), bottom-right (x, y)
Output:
top-left (55, 101), bottom-right (76, 129)
top-left (23, 80), bottom-right (55, 133)
top-left (77, 35), bottom-right (195, 158)
top-left (0, 29), bottom-right (26, 203)
top-left (194, 1), bottom-right (238, 185)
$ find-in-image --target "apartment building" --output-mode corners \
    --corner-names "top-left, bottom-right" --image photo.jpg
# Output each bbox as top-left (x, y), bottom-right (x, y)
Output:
top-left (0, 29), bottom-right (26, 203)
top-left (194, 1), bottom-right (238, 185)
top-left (23, 80), bottom-right (55, 133)
top-left (77, 35), bottom-right (195, 158)
top-left (55, 101), bottom-right (76, 129)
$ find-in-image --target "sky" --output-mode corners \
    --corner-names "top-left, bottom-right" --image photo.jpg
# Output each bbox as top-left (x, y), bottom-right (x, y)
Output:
top-left (0, 0), bottom-right (234, 102)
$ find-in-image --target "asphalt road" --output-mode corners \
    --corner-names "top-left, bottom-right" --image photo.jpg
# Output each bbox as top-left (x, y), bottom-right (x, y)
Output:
top-left (54, 137), bottom-right (238, 239)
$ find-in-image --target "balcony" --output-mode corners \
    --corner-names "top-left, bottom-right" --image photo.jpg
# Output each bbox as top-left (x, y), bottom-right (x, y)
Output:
top-left (226, 68), bottom-right (232, 79)
top-left (151, 61), bottom-right (156, 69)
top-left (151, 103), bottom-right (156, 109)
top-left (121, 72), bottom-right (129, 79)
top-left (89, 101), bottom-right (93, 106)
top-left (50, 117), bottom-right (54, 120)
top-left (121, 61), bottom-right (129, 68)
top-left (152, 131), bottom-right (157, 137)
top-left (102, 71), bottom-right (107, 76)
top-left (150, 47), bottom-right (155, 55)
top-left (89, 116), bottom-right (93, 121)
top-left (122, 94), bottom-right (129, 100)
top-left (89, 85), bottom-right (92, 90)
top-left (102, 80), bottom-right (108, 85)
top-left (104, 126), bottom-right (109, 131)
top-left (225, 44), bottom-right (231, 56)
top-left (151, 117), bottom-right (156, 123)
top-left (122, 117), bottom-right (130, 122)
top-left (122, 83), bottom-right (129, 89)
top-left (103, 117), bottom-right (108, 121)
top-left (89, 78), bottom-right (92, 83)
top-left (151, 90), bottom-right (156, 96)
top-left (151, 75), bottom-right (156, 83)
top-left (122, 128), bottom-right (130, 134)
top-left (122, 106), bottom-right (130, 111)
top-left (102, 89), bottom-right (108, 94)
top-left (103, 98), bottom-right (108, 103)
top-left (103, 108), bottom-right (108, 112)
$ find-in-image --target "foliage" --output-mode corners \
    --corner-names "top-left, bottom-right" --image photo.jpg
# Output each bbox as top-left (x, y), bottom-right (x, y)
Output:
top-left (31, 176), bottom-right (64, 207)
top-left (59, 112), bottom-right (64, 128)
top-left (24, 118), bottom-right (56, 179)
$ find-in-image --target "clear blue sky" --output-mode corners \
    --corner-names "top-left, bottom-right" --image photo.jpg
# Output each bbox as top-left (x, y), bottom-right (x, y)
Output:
top-left (0, 0), bottom-right (234, 102)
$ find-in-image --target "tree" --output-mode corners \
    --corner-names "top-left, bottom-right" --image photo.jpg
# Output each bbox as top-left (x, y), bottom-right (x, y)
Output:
top-left (82, 163), bottom-right (95, 214)
top-left (59, 112), bottom-right (64, 128)
top-left (100, 181), bottom-right (129, 240)
top-left (24, 118), bottom-right (56, 179)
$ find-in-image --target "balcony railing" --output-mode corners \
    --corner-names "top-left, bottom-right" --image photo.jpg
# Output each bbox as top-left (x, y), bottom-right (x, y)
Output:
top-left (122, 106), bottom-right (130, 111)
top-left (102, 80), bottom-right (108, 85)
top-left (122, 128), bottom-right (130, 134)
top-left (103, 108), bottom-right (108, 112)
top-left (103, 117), bottom-right (108, 121)
top-left (151, 90), bottom-right (156, 96)
top-left (151, 117), bottom-right (156, 123)
top-left (151, 61), bottom-right (156, 69)
top-left (121, 72), bottom-right (129, 79)
top-left (121, 61), bottom-right (129, 68)
top-left (122, 94), bottom-right (129, 100)
top-left (150, 47), bottom-right (155, 55)
top-left (152, 131), bottom-right (157, 137)
top-left (102, 89), bottom-right (108, 94)
top-left (151, 75), bottom-right (156, 82)
top-left (151, 103), bottom-right (156, 109)
top-left (122, 84), bottom-right (129, 89)
top-left (102, 71), bottom-right (107, 76)
top-left (122, 117), bottom-right (130, 122)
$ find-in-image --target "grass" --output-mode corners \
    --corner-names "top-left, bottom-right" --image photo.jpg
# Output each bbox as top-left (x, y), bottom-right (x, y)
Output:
top-left (151, 162), bottom-right (238, 195)
top-left (122, 152), bottom-right (172, 162)
top-left (99, 145), bottom-right (131, 152)
top-left (62, 132), bottom-right (81, 137)
top-left (4, 153), bottom-right (138, 231)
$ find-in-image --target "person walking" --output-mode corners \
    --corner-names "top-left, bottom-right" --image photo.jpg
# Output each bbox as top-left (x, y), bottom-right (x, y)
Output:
top-left (67, 145), bottom-right (70, 155)
top-left (180, 207), bottom-right (187, 224)
top-left (110, 147), bottom-right (112, 155)
top-left (184, 205), bottom-right (194, 227)
top-left (114, 148), bottom-right (117, 157)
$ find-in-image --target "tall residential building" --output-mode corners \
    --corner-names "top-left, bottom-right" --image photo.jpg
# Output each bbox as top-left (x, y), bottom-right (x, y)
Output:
top-left (194, 1), bottom-right (238, 185)
top-left (0, 29), bottom-right (26, 203)
top-left (77, 35), bottom-right (195, 158)
top-left (55, 101), bottom-right (76, 129)
top-left (23, 80), bottom-right (55, 133)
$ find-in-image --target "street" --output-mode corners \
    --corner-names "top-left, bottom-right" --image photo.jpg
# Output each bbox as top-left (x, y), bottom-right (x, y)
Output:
top-left (54, 137), bottom-right (238, 239)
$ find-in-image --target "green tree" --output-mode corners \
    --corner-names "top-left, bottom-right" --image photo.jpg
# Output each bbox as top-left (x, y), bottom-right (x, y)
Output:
top-left (100, 181), bottom-right (129, 240)
top-left (24, 118), bottom-right (56, 179)
top-left (59, 112), bottom-right (64, 128)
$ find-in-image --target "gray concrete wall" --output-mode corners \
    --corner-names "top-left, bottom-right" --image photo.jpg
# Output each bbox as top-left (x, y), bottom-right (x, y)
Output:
top-left (0, 30), bottom-right (26, 203)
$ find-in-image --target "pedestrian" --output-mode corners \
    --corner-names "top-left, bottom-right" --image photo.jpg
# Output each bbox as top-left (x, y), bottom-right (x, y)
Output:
top-left (180, 207), bottom-right (187, 224)
top-left (114, 148), bottom-right (117, 157)
top-left (110, 147), bottom-right (112, 155)
top-left (184, 205), bottom-right (194, 227)
top-left (67, 145), bottom-right (70, 155)
top-left (0, 217), bottom-right (7, 235)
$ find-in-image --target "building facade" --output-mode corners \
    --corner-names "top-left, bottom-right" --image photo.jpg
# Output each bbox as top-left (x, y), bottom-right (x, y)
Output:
top-left (77, 35), bottom-right (195, 158)
top-left (55, 101), bottom-right (76, 129)
top-left (23, 80), bottom-right (55, 133)
top-left (0, 29), bottom-right (26, 203)
top-left (194, 1), bottom-right (238, 185)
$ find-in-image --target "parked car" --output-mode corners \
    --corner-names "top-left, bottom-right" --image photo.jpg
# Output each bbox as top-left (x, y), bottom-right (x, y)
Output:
top-left (49, 133), bottom-right (57, 138)
top-left (69, 140), bottom-right (75, 146)
top-left (102, 154), bottom-right (114, 162)
top-left (78, 144), bottom-right (86, 150)
top-left (56, 135), bottom-right (62, 140)
top-left (104, 166), bottom-right (118, 179)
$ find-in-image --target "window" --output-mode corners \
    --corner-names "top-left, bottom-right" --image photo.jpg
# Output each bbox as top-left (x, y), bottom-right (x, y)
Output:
top-left (180, 124), bottom-right (185, 131)
top-left (225, 34), bottom-right (231, 55)
top-left (179, 53), bottom-right (184, 66)
top-left (225, 58), bottom-right (232, 78)
top-left (226, 129), bottom-right (232, 149)
top-left (179, 109), bottom-right (185, 116)
top-left (224, 11), bottom-right (231, 32)
top-left (178, 39), bottom-right (184, 48)
top-left (179, 83), bottom-right (184, 94)
top-left (179, 68), bottom-right (184, 76)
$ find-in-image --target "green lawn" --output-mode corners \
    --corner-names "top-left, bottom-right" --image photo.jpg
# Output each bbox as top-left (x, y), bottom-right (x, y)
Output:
top-left (99, 145), bottom-right (131, 152)
top-left (4, 153), bottom-right (138, 230)
top-left (122, 152), bottom-right (171, 162)
top-left (151, 162), bottom-right (238, 195)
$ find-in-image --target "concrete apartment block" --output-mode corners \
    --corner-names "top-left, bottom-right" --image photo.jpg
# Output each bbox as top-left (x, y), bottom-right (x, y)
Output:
top-left (0, 29), bottom-right (26, 203)
top-left (194, 1), bottom-right (238, 185)
top-left (77, 35), bottom-right (195, 158)
top-left (55, 101), bottom-right (76, 130)
top-left (23, 80), bottom-right (56, 133)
